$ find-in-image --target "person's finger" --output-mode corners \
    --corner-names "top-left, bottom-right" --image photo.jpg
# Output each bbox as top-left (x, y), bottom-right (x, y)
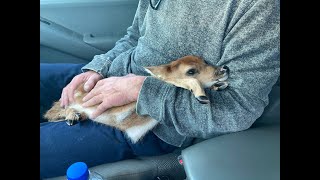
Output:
top-left (91, 101), bottom-right (112, 119)
top-left (59, 96), bottom-right (65, 108)
top-left (82, 94), bottom-right (103, 107)
top-left (90, 94), bottom-right (124, 119)
top-left (83, 81), bottom-right (94, 92)
top-left (60, 88), bottom-right (68, 107)
top-left (84, 74), bottom-right (101, 92)
top-left (94, 77), bottom-right (117, 89)
top-left (66, 83), bottom-right (79, 105)
top-left (82, 85), bottom-right (103, 102)
top-left (93, 79), bottom-right (104, 89)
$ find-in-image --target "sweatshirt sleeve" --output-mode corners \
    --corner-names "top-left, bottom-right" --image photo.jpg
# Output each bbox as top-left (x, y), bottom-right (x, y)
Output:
top-left (136, 0), bottom-right (280, 138)
top-left (81, 0), bottom-right (148, 77)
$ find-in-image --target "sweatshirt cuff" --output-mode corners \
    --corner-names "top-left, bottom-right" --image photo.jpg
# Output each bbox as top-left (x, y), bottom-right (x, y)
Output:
top-left (136, 76), bottom-right (172, 122)
top-left (81, 56), bottom-right (112, 78)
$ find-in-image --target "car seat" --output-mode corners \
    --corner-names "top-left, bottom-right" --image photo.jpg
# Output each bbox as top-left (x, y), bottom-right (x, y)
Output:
top-left (45, 77), bottom-right (280, 180)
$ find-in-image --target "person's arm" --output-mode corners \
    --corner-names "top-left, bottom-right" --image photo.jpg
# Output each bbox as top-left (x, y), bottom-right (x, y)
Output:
top-left (136, 0), bottom-right (280, 138)
top-left (81, 0), bottom-right (149, 77)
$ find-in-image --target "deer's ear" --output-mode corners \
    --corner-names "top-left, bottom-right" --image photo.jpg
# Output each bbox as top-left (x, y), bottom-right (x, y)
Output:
top-left (144, 65), bottom-right (169, 76)
top-left (143, 66), bottom-right (157, 77)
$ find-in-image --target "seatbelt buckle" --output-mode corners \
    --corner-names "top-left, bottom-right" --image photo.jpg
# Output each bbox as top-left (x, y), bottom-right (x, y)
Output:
top-left (177, 155), bottom-right (183, 165)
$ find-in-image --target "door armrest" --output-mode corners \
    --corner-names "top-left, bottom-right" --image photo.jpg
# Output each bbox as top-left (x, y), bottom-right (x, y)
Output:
top-left (181, 125), bottom-right (280, 180)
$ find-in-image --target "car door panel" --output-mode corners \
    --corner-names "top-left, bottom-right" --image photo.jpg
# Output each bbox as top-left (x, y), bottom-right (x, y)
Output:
top-left (40, 0), bottom-right (139, 63)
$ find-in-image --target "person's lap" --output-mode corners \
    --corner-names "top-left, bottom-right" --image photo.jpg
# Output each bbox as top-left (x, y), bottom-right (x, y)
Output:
top-left (40, 63), bottom-right (86, 122)
top-left (40, 63), bottom-right (177, 179)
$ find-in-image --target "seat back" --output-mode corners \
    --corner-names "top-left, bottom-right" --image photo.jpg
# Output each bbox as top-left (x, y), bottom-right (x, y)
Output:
top-left (252, 77), bottom-right (280, 127)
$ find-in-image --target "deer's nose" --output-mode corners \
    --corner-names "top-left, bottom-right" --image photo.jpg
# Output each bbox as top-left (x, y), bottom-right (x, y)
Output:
top-left (221, 65), bottom-right (230, 74)
top-left (216, 65), bottom-right (230, 76)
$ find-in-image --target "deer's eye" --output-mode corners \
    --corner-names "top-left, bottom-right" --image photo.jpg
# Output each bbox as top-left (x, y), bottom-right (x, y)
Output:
top-left (186, 69), bottom-right (197, 76)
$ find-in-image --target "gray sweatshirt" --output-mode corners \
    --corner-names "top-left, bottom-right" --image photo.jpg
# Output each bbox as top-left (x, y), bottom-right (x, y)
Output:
top-left (82, 0), bottom-right (280, 147)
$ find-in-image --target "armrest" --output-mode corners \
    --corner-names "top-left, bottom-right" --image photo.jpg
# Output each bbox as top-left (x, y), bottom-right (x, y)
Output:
top-left (181, 125), bottom-right (280, 180)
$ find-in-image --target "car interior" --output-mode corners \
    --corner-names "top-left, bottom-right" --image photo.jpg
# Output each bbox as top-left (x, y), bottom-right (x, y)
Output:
top-left (40, 0), bottom-right (280, 179)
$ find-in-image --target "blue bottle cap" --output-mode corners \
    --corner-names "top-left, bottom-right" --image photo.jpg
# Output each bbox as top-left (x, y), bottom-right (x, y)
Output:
top-left (66, 162), bottom-right (89, 180)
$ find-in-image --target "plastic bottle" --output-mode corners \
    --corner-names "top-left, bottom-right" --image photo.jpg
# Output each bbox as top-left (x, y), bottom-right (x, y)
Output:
top-left (66, 162), bottom-right (104, 180)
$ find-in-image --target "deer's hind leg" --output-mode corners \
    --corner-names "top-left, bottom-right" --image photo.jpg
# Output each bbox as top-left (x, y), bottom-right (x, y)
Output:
top-left (43, 101), bottom-right (88, 125)
top-left (43, 101), bottom-right (67, 122)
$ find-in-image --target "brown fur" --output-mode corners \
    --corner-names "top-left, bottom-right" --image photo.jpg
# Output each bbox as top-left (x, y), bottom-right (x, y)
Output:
top-left (44, 55), bottom-right (229, 143)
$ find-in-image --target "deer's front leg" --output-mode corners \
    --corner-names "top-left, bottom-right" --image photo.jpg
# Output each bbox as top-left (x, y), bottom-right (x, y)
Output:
top-left (212, 81), bottom-right (229, 91)
top-left (65, 108), bottom-right (87, 126)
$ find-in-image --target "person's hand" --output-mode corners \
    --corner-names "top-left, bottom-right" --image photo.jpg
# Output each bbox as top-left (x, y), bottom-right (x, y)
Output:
top-left (60, 71), bottom-right (103, 108)
top-left (82, 74), bottom-right (146, 119)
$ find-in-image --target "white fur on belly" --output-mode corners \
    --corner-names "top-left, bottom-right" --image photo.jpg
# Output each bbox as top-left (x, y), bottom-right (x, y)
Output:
top-left (115, 110), bottom-right (134, 123)
top-left (68, 103), bottom-right (134, 124)
top-left (68, 103), bottom-right (158, 143)
top-left (69, 104), bottom-right (95, 116)
top-left (125, 118), bottom-right (159, 143)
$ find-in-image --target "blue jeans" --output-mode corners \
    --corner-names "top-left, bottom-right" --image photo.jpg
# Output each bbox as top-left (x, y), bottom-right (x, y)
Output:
top-left (40, 63), bottom-right (177, 179)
